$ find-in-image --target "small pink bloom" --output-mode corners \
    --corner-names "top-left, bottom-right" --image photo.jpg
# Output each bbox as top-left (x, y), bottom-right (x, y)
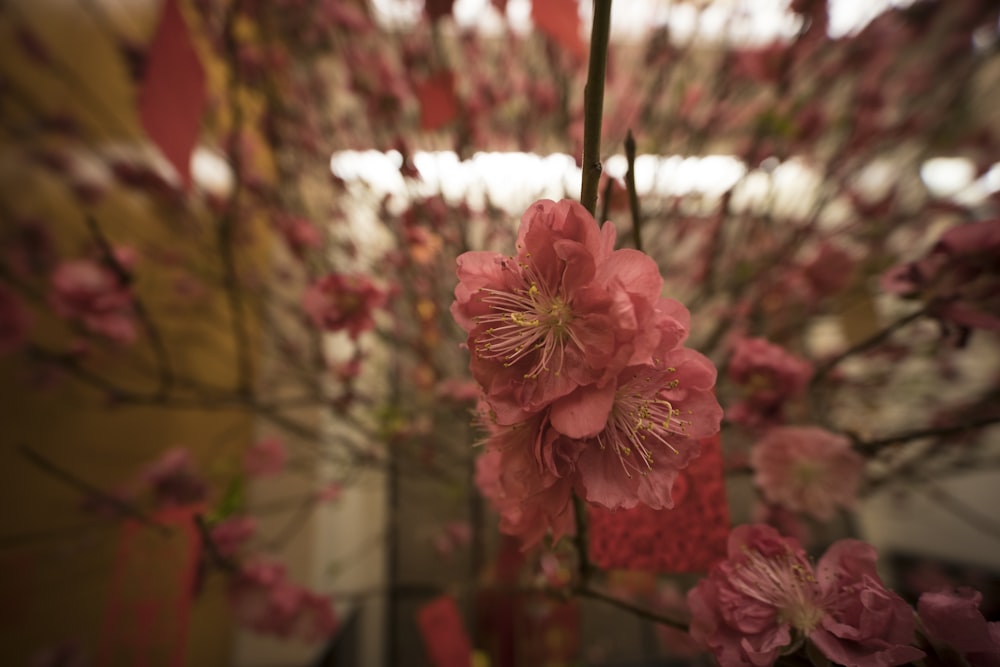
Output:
top-left (801, 242), bottom-right (856, 299)
top-left (229, 558), bottom-right (337, 643)
top-left (316, 482), bottom-right (343, 503)
top-left (210, 516), bottom-right (256, 558)
top-left (688, 525), bottom-right (923, 667)
top-left (728, 337), bottom-right (813, 426)
top-left (881, 219), bottom-right (1000, 335)
top-left (276, 215), bottom-right (323, 258)
top-left (245, 437), bottom-right (287, 477)
top-left (917, 588), bottom-right (1000, 666)
top-left (302, 272), bottom-right (387, 339)
top-left (571, 345), bottom-right (723, 511)
top-left (139, 447), bottom-right (207, 508)
top-left (50, 257), bottom-right (137, 344)
top-left (750, 426), bottom-right (864, 521)
top-left (452, 199), bottom-right (687, 421)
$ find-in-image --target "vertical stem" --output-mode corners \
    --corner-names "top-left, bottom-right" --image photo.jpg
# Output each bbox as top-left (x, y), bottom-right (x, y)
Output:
top-left (580, 0), bottom-right (613, 216)
top-left (624, 130), bottom-right (642, 252)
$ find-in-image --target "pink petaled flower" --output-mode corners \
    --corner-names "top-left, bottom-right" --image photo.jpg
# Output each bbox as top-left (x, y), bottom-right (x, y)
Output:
top-left (727, 337), bottom-right (813, 426)
top-left (801, 242), bottom-right (856, 300)
top-left (569, 345), bottom-right (723, 511)
top-left (244, 437), bottom-right (287, 477)
top-left (276, 215), bottom-right (323, 258)
top-left (210, 516), bottom-right (256, 558)
top-left (750, 426), bottom-right (864, 521)
top-left (49, 258), bottom-right (137, 344)
top-left (0, 285), bottom-right (31, 355)
top-left (139, 447), bottom-right (207, 508)
top-left (688, 524), bottom-right (924, 667)
top-left (229, 558), bottom-right (337, 643)
top-left (881, 219), bottom-right (1000, 336)
top-left (451, 199), bottom-right (688, 422)
top-left (302, 272), bottom-right (387, 339)
top-left (917, 588), bottom-right (1000, 666)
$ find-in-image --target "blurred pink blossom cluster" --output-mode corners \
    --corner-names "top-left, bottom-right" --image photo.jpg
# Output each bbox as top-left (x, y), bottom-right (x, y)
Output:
top-left (229, 558), bottom-right (337, 643)
top-left (453, 200), bottom-right (722, 547)
top-left (49, 250), bottom-right (138, 345)
top-left (302, 271), bottom-right (388, 340)
top-left (882, 219), bottom-right (1000, 341)
top-left (727, 337), bottom-right (813, 428)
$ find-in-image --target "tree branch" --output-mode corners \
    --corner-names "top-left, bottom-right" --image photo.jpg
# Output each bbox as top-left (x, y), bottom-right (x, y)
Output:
top-left (580, 0), bottom-right (613, 216)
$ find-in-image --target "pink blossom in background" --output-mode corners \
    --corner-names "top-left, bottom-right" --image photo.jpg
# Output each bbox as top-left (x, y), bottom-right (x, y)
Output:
top-left (244, 437), bottom-right (287, 477)
top-left (917, 588), bottom-right (1000, 666)
top-left (276, 215), bottom-right (323, 258)
top-left (688, 524), bottom-right (923, 667)
top-left (229, 558), bottom-right (337, 643)
top-left (801, 241), bottom-right (856, 300)
top-left (727, 337), bottom-right (813, 426)
top-left (302, 272), bottom-right (387, 339)
top-left (882, 219), bottom-right (1000, 336)
top-left (0, 285), bottom-right (31, 355)
top-left (49, 258), bottom-right (137, 344)
top-left (750, 426), bottom-right (863, 521)
top-left (139, 447), bottom-right (207, 508)
top-left (210, 516), bottom-right (256, 558)
top-left (316, 482), bottom-right (343, 503)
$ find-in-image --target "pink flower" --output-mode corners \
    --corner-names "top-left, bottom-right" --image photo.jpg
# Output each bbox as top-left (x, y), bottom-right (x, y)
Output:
top-left (801, 242), bottom-right (856, 299)
top-left (570, 345), bottom-right (723, 511)
top-left (688, 524), bottom-right (923, 667)
top-left (302, 272), bottom-right (387, 339)
top-left (210, 516), bottom-right (256, 558)
top-left (49, 258), bottom-right (137, 344)
top-left (229, 558), bottom-right (337, 643)
top-left (139, 447), bottom-right (207, 508)
top-left (276, 215), bottom-right (322, 258)
top-left (881, 219), bottom-right (1000, 336)
top-left (917, 588), bottom-right (1000, 666)
top-left (244, 437), bottom-right (287, 477)
top-left (451, 199), bottom-right (687, 422)
top-left (0, 286), bottom-right (31, 355)
top-left (750, 426), bottom-right (864, 521)
top-left (727, 337), bottom-right (813, 426)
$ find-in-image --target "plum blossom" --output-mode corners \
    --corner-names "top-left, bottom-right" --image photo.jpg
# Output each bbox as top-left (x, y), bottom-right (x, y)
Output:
top-left (727, 337), bottom-right (813, 427)
top-left (244, 437), bottom-right (287, 477)
top-left (917, 588), bottom-right (1000, 666)
top-left (456, 200), bottom-right (721, 544)
top-left (229, 558), bottom-right (338, 642)
top-left (452, 199), bottom-right (688, 422)
top-left (302, 272), bottom-right (387, 339)
top-left (210, 516), bottom-right (256, 558)
top-left (750, 426), bottom-right (864, 521)
top-left (882, 219), bottom-right (1000, 337)
top-left (49, 257), bottom-right (137, 344)
top-left (688, 524), bottom-right (923, 667)
top-left (139, 447), bottom-right (207, 508)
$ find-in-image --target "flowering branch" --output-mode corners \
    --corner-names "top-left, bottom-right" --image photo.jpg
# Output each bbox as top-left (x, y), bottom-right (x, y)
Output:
top-left (580, 0), bottom-right (613, 215)
top-left (854, 414), bottom-right (1000, 453)
top-left (574, 584), bottom-right (688, 631)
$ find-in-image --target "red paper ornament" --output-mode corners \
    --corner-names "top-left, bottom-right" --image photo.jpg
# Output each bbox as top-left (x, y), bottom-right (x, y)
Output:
top-left (588, 435), bottom-right (730, 573)
top-left (417, 595), bottom-right (472, 667)
top-left (138, 0), bottom-right (207, 188)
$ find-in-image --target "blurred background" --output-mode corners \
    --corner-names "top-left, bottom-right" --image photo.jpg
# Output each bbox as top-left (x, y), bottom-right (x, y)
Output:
top-left (1, 0), bottom-right (998, 665)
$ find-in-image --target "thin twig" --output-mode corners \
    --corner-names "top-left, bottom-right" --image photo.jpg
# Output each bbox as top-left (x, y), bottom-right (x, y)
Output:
top-left (575, 585), bottom-right (688, 631)
top-left (18, 445), bottom-right (171, 536)
top-left (624, 129), bottom-right (642, 253)
top-left (855, 414), bottom-right (1000, 454)
top-left (573, 495), bottom-right (592, 583)
top-left (580, 0), bottom-right (613, 216)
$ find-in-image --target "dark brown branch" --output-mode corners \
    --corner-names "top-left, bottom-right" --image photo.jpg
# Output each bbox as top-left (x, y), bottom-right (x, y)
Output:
top-left (811, 308), bottom-right (927, 387)
top-left (624, 129), bottom-right (642, 253)
top-left (575, 585), bottom-right (688, 631)
top-left (18, 445), bottom-right (171, 536)
top-left (855, 414), bottom-right (1000, 454)
top-left (580, 0), bottom-right (613, 216)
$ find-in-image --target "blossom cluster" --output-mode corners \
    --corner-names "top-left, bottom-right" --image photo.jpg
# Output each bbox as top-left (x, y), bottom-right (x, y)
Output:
top-left (452, 199), bottom-right (723, 547)
top-left (688, 524), bottom-right (925, 667)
